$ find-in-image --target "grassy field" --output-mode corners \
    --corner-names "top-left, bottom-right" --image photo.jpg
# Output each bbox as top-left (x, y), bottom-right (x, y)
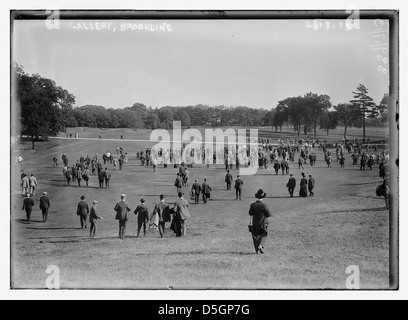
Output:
top-left (11, 127), bottom-right (390, 289)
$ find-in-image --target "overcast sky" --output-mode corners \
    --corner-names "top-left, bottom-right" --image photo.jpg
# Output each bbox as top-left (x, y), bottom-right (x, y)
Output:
top-left (13, 18), bottom-right (389, 109)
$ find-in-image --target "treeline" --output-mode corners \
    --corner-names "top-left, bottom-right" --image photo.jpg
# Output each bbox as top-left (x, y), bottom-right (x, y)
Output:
top-left (14, 63), bottom-right (389, 150)
top-left (68, 103), bottom-right (272, 130)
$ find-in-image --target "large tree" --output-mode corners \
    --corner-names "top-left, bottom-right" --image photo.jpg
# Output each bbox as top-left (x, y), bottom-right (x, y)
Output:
top-left (304, 93), bottom-right (332, 137)
top-left (334, 103), bottom-right (360, 137)
top-left (15, 64), bottom-right (76, 149)
top-left (350, 84), bottom-right (377, 140)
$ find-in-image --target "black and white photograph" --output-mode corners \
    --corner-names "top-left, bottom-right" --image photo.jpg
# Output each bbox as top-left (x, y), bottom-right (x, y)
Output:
top-left (4, 2), bottom-right (405, 298)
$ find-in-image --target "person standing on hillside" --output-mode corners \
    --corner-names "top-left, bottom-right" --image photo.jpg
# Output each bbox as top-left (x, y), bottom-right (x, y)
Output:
top-left (98, 170), bottom-right (105, 189)
top-left (225, 170), bottom-right (233, 191)
top-left (248, 189), bottom-right (271, 254)
top-left (39, 192), bottom-right (51, 223)
top-left (114, 194), bottom-right (131, 240)
top-left (234, 175), bottom-right (243, 201)
top-left (286, 174), bottom-right (296, 198)
top-left (134, 198), bottom-right (149, 238)
top-left (22, 193), bottom-right (34, 224)
top-left (76, 195), bottom-right (89, 229)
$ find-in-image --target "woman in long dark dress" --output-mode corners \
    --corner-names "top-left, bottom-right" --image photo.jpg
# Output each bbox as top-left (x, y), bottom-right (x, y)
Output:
top-left (299, 173), bottom-right (308, 197)
top-left (248, 189), bottom-right (272, 254)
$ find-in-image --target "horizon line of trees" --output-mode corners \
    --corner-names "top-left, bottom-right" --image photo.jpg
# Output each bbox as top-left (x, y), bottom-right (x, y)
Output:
top-left (14, 63), bottom-right (389, 149)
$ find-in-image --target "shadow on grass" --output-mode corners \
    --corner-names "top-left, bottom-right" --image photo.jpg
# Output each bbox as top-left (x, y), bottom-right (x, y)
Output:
top-left (317, 207), bottom-right (386, 214)
top-left (340, 181), bottom-right (383, 186)
top-left (26, 226), bottom-right (81, 231)
top-left (15, 219), bottom-right (44, 224)
top-left (32, 236), bottom-right (121, 244)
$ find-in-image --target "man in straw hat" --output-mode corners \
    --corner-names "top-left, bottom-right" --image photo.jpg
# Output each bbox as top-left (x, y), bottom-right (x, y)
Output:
top-left (22, 193), bottom-right (34, 224)
top-left (114, 194), bottom-right (131, 239)
top-left (248, 189), bottom-right (271, 254)
top-left (39, 191), bottom-right (51, 223)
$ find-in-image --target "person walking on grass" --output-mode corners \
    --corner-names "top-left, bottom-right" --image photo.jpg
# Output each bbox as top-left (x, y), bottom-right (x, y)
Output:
top-left (273, 160), bottom-right (280, 175)
top-left (53, 155), bottom-right (58, 167)
top-left (114, 194), bottom-right (131, 240)
top-left (286, 174), bottom-right (296, 198)
top-left (77, 168), bottom-right (83, 187)
top-left (39, 192), bottom-right (50, 223)
top-left (174, 173), bottom-right (183, 195)
top-left (225, 170), bottom-right (233, 191)
top-left (299, 173), bottom-right (308, 197)
top-left (65, 167), bottom-right (72, 186)
top-left (152, 195), bottom-right (171, 238)
top-left (104, 168), bottom-right (111, 189)
top-left (248, 189), bottom-right (271, 254)
top-left (98, 169), bottom-right (105, 189)
top-left (234, 175), bottom-right (243, 201)
top-left (191, 179), bottom-right (201, 204)
top-left (21, 174), bottom-right (29, 196)
top-left (76, 195), bottom-right (89, 229)
top-left (83, 168), bottom-right (90, 187)
top-left (90, 200), bottom-right (103, 238)
top-left (202, 178), bottom-right (212, 204)
top-left (172, 192), bottom-right (191, 238)
top-left (134, 198), bottom-right (149, 238)
top-left (22, 193), bottom-right (34, 224)
top-left (298, 157), bottom-right (305, 170)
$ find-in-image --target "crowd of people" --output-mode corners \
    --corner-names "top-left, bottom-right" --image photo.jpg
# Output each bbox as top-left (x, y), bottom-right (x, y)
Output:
top-left (17, 136), bottom-right (391, 254)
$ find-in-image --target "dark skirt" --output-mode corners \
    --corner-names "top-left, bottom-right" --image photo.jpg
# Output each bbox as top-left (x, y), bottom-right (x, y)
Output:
top-left (299, 186), bottom-right (308, 197)
top-left (170, 213), bottom-right (182, 237)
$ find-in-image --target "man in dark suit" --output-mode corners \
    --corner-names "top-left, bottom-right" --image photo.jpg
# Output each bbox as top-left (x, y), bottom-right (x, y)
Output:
top-left (114, 194), bottom-right (131, 239)
top-left (76, 195), bottom-right (89, 229)
top-left (134, 198), bottom-right (149, 238)
top-left (22, 193), bottom-right (34, 224)
top-left (98, 170), bottom-right (105, 188)
top-left (286, 174), bottom-right (296, 197)
top-left (225, 170), bottom-right (233, 191)
top-left (39, 191), bottom-right (51, 222)
top-left (191, 179), bottom-right (202, 204)
top-left (308, 174), bottom-right (316, 197)
top-left (249, 189), bottom-right (272, 254)
top-left (104, 168), bottom-right (111, 189)
top-left (172, 192), bottom-right (191, 237)
top-left (153, 195), bottom-right (170, 237)
top-left (234, 175), bottom-right (243, 200)
top-left (201, 178), bottom-right (212, 204)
